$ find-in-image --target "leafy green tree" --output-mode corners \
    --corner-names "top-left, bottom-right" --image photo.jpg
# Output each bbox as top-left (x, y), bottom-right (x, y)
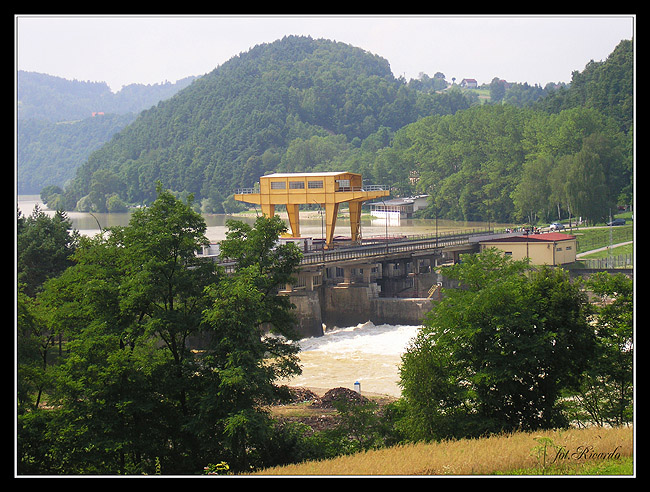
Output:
top-left (17, 206), bottom-right (79, 297)
top-left (489, 77), bottom-right (506, 103)
top-left (20, 186), bottom-right (216, 474)
top-left (190, 215), bottom-right (303, 471)
top-left (17, 291), bottom-right (54, 413)
top-left (18, 190), bottom-right (305, 475)
top-left (399, 250), bottom-right (595, 441)
top-left (568, 272), bottom-right (633, 426)
top-left (566, 145), bottom-right (610, 224)
top-left (511, 155), bottom-right (554, 224)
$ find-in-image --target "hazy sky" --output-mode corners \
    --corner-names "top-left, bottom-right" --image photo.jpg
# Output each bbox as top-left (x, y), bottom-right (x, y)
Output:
top-left (15, 15), bottom-right (634, 92)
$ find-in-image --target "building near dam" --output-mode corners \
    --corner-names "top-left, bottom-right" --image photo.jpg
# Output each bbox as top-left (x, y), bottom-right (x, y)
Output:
top-left (479, 232), bottom-right (577, 266)
top-left (369, 195), bottom-right (429, 221)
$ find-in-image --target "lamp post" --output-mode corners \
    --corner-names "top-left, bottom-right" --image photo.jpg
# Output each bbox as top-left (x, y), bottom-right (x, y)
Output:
top-left (380, 199), bottom-right (389, 254)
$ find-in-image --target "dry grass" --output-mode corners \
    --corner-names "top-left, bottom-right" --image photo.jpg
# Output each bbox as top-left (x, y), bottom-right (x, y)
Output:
top-left (250, 426), bottom-right (633, 476)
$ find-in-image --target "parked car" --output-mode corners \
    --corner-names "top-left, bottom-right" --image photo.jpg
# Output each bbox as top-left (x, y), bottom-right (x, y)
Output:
top-left (549, 222), bottom-right (565, 231)
top-left (607, 218), bottom-right (626, 226)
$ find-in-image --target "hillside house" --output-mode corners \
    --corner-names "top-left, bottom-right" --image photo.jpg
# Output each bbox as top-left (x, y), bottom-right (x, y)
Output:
top-left (460, 78), bottom-right (478, 89)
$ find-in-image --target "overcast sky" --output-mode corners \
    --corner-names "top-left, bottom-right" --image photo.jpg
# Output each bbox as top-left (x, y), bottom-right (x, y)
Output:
top-left (15, 15), bottom-right (634, 93)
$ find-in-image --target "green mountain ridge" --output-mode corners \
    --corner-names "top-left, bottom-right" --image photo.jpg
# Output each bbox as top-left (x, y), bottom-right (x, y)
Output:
top-left (17, 72), bottom-right (197, 194)
top-left (23, 35), bottom-right (633, 224)
top-left (65, 35), bottom-right (479, 211)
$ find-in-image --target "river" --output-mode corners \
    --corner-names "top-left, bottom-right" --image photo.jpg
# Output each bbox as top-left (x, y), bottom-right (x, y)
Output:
top-left (283, 322), bottom-right (421, 397)
top-left (17, 195), bottom-right (509, 398)
top-left (17, 195), bottom-right (508, 244)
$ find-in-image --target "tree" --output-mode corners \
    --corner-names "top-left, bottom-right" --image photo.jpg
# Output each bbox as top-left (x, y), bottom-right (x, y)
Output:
top-left (511, 155), bottom-right (554, 224)
top-left (19, 185), bottom-right (216, 474)
top-left (199, 215), bottom-right (303, 470)
top-left (566, 144), bottom-right (610, 223)
top-left (567, 272), bottom-right (633, 426)
top-left (18, 191), bottom-right (304, 475)
top-left (489, 77), bottom-right (506, 103)
top-left (399, 250), bottom-right (595, 441)
top-left (17, 206), bottom-right (79, 297)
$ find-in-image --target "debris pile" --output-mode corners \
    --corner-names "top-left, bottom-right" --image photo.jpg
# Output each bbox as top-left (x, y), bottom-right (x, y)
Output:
top-left (315, 387), bottom-right (369, 408)
top-left (286, 387), bottom-right (320, 403)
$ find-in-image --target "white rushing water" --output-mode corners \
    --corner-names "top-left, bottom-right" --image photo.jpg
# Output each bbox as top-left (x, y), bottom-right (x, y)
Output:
top-left (282, 322), bottom-right (421, 398)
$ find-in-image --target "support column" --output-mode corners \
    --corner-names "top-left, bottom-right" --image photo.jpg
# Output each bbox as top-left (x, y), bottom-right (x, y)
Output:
top-left (362, 264), bottom-right (372, 283)
top-left (286, 204), bottom-right (300, 237)
top-left (325, 202), bottom-right (339, 248)
top-left (342, 266), bottom-right (352, 285)
top-left (261, 203), bottom-right (275, 218)
top-left (349, 200), bottom-right (362, 243)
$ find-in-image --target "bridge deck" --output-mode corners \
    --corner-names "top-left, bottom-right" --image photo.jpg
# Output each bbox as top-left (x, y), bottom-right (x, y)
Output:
top-left (213, 229), bottom-right (520, 272)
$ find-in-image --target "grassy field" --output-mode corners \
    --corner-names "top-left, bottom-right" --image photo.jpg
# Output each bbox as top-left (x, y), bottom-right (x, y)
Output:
top-left (249, 425), bottom-right (633, 476)
top-left (570, 224), bottom-right (634, 254)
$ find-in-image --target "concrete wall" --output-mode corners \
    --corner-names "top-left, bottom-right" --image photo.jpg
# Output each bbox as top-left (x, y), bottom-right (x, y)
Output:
top-left (287, 290), bottom-right (324, 338)
top-left (370, 297), bottom-right (432, 326)
top-left (288, 283), bottom-right (434, 337)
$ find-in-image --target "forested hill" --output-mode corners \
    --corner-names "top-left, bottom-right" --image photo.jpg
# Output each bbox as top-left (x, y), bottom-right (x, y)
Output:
top-left (62, 35), bottom-right (477, 212)
top-left (17, 71), bottom-right (197, 122)
top-left (17, 72), bottom-right (197, 194)
top-left (56, 36), bottom-right (632, 224)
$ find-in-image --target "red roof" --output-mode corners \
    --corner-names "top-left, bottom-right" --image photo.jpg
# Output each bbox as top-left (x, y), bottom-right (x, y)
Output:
top-left (481, 232), bottom-right (576, 243)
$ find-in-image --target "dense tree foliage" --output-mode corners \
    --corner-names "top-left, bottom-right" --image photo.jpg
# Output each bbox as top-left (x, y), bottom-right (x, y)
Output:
top-left (398, 250), bottom-right (599, 441)
top-left (23, 36), bottom-right (632, 226)
top-left (403, 104), bottom-right (630, 223)
top-left (17, 71), bottom-right (197, 122)
top-left (534, 39), bottom-right (633, 134)
top-left (566, 272), bottom-right (634, 426)
top-left (17, 206), bottom-right (80, 297)
top-left (17, 113), bottom-right (137, 195)
top-left (62, 36), bottom-right (475, 209)
top-left (17, 187), bottom-right (307, 474)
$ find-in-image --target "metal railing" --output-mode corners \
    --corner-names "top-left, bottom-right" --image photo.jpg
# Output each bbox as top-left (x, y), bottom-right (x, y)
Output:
top-left (299, 229), bottom-right (491, 266)
top-left (236, 188), bottom-right (257, 194)
top-left (211, 229), bottom-right (498, 273)
top-left (337, 184), bottom-right (388, 192)
top-left (580, 253), bottom-right (633, 269)
top-left (235, 184), bottom-right (388, 194)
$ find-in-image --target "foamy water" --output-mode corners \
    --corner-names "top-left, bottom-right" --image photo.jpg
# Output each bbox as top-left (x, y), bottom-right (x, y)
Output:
top-left (282, 322), bottom-right (421, 397)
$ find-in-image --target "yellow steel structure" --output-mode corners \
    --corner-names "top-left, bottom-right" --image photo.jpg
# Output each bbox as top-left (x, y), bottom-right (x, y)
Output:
top-left (234, 172), bottom-right (389, 247)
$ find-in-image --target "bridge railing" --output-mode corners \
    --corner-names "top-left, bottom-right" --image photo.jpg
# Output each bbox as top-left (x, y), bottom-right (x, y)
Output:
top-left (212, 229), bottom-right (501, 270)
top-left (299, 229), bottom-right (492, 266)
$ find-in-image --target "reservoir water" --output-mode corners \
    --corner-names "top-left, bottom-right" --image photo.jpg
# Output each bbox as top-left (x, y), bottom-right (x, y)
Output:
top-left (17, 195), bottom-right (508, 397)
top-left (17, 195), bottom-right (507, 244)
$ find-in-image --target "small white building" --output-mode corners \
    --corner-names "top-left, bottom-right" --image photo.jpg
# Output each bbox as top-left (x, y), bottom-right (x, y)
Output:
top-left (369, 195), bottom-right (429, 220)
top-left (198, 243), bottom-right (220, 257)
top-left (460, 78), bottom-right (478, 89)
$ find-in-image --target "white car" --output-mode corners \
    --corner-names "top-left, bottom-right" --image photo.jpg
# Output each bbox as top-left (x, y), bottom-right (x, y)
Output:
top-left (549, 222), bottom-right (565, 231)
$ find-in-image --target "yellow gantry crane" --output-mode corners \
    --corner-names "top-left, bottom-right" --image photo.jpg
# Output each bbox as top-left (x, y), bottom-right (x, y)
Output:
top-left (234, 172), bottom-right (389, 248)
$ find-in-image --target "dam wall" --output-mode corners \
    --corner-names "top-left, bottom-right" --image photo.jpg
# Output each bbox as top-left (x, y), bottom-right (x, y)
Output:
top-left (288, 282), bottom-right (436, 338)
